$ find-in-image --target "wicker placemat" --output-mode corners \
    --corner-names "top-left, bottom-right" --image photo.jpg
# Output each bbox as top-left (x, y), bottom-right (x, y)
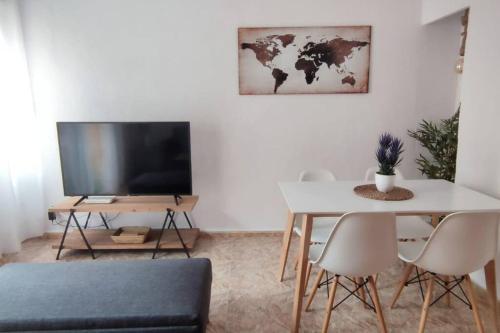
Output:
top-left (353, 184), bottom-right (414, 201)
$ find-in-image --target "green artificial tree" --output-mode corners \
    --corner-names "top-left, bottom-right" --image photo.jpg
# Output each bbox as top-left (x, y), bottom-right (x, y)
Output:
top-left (408, 107), bottom-right (460, 182)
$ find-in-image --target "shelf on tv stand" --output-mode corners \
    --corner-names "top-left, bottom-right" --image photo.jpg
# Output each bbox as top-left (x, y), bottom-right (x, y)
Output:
top-left (51, 228), bottom-right (200, 251)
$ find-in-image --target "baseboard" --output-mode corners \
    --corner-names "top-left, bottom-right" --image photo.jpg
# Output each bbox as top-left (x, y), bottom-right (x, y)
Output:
top-left (42, 230), bottom-right (284, 240)
top-left (200, 230), bottom-right (283, 237)
top-left (43, 232), bottom-right (64, 240)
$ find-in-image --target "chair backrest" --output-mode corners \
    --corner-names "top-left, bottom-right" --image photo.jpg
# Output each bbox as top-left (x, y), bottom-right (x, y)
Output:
top-left (364, 166), bottom-right (404, 181)
top-left (299, 169), bottom-right (336, 182)
top-left (411, 212), bottom-right (499, 276)
top-left (295, 170), bottom-right (337, 226)
top-left (315, 212), bottom-right (397, 277)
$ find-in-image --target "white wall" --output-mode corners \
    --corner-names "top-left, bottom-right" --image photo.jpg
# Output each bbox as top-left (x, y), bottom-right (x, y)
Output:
top-left (17, 0), bottom-right (464, 232)
top-left (19, 0), bottom-right (425, 231)
top-left (421, 0), bottom-right (469, 24)
top-left (423, 0), bottom-right (500, 296)
top-left (415, 12), bottom-right (462, 122)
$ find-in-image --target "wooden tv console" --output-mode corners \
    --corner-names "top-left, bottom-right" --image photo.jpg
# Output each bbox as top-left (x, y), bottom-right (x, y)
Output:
top-left (48, 195), bottom-right (199, 260)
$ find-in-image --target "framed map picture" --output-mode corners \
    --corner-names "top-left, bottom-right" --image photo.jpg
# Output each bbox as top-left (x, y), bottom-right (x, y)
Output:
top-left (238, 26), bottom-right (371, 95)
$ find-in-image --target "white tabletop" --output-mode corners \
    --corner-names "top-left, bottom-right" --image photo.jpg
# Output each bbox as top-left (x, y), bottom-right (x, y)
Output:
top-left (279, 179), bottom-right (500, 215)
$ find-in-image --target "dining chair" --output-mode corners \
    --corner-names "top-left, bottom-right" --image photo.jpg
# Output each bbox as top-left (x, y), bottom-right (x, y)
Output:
top-left (390, 212), bottom-right (499, 333)
top-left (364, 167), bottom-right (434, 241)
top-left (279, 170), bottom-right (339, 281)
top-left (293, 170), bottom-right (338, 243)
top-left (304, 212), bottom-right (397, 333)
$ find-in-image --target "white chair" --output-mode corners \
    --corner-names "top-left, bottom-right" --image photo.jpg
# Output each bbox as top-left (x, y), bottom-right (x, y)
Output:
top-left (292, 170), bottom-right (339, 279)
top-left (278, 170), bottom-right (339, 282)
top-left (293, 170), bottom-right (339, 244)
top-left (305, 212), bottom-right (397, 333)
top-left (365, 167), bottom-right (434, 241)
top-left (390, 212), bottom-right (499, 333)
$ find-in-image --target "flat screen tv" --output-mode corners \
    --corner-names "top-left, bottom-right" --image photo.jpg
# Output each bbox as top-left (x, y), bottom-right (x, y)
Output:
top-left (57, 122), bottom-right (192, 196)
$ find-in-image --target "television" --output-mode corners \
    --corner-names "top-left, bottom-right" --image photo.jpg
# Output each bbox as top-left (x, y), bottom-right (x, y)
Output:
top-left (57, 122), bottom-right (192, 196)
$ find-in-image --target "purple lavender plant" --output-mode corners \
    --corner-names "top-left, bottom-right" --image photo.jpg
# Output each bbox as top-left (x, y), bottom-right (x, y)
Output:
top-left (376, 133), bottom-right (404, 175)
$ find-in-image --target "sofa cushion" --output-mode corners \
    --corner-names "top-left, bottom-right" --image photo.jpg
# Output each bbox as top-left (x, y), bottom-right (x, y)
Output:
top-left (0, 259), bottom-right (212, 332)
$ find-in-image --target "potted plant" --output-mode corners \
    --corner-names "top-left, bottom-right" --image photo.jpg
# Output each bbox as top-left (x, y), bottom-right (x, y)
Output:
top-left (375, 133), bottom-right (404, 193)
top-left (408, 108), bottom-right (459, 182)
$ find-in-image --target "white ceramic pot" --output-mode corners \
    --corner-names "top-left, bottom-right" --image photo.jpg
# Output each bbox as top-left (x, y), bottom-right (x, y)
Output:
top-left (375, 173), bottom-right (396, 193)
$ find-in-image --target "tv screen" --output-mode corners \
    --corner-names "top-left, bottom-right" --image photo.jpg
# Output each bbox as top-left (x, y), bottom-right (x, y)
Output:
top-left (57, 122), bottom-right (192, 196)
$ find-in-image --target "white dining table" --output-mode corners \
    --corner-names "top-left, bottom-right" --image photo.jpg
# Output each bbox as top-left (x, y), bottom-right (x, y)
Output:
top-left (278, 179), bottom-right (500, 333)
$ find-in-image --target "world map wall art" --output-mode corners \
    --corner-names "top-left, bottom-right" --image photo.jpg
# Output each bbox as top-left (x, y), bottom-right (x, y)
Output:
top-left (238, 26), bottom-right (371, 95)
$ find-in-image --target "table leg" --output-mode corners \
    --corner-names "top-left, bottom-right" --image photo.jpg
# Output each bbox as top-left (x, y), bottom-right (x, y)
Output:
top-left (431, 214), bottom-right (440, 227)
top-left (291, 214), bottom-right (312, 333)
top-left (485, 260), bottom-right (499, 333)
top-left (278, 210), bottom-right (295, 282)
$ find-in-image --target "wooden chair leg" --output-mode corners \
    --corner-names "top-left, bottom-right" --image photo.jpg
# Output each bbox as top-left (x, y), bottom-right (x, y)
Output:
top-left (465, 275), bottom-right (485, 333)
top-left (418, 276), bottom-right (435, 333)
top-left (390, 264), bottom-right (414, 308)
top-left (321, 275), bottom-right (339, 333)
top-left (368, 276), bottom-right (388, 333)
top-left (303, 262), bottom-right (312, 296)
top-left (278, 211), bottom-right (295, 282)
top-left (306, 268), bottom-right (325, 311)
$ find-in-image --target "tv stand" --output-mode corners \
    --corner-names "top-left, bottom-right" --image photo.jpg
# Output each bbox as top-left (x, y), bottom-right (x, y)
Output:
top-left (49, 195), bottom-right (199, 260)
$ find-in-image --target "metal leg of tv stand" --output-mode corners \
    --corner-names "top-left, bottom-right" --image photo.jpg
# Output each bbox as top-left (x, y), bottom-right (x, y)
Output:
top-left (83, 212), bottom-right (92, 229)
top-left (56, 210), bottom-right (96, 260)
top-left (56, 212), bottom-right (73, 260)
top-left (183, 212), bottom-right (193, 229)
top-left (167, 212), bottom-right (175, 229)
top-left (152, 211), bottom-right (171, 259)
top-left (171, 214), bottom-right (191, 258)
top-left (83, 212), bottom-right (110, 230)
top-left (99, 212), bottom-right (110, 229)
top-left (152, 209), bottom-right (190, 259)
top-left (167, 211), bottom-right (193, 229)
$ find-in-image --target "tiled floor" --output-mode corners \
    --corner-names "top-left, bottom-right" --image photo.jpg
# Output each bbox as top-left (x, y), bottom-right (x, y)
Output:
top-left (2, 233), bottom-right (497, 332)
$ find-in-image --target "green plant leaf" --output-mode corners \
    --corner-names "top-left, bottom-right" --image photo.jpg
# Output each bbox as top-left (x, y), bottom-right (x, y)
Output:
top-left (407, 106), bottom-right (459, 182)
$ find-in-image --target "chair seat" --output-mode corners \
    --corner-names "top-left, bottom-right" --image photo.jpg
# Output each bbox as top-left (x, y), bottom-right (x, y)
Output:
top-left (396, 216), bottom-right (434, 240)
top-left (398, 240), bottom-right (426, 262)
top-left (293, 217), bottom-right (337, 243)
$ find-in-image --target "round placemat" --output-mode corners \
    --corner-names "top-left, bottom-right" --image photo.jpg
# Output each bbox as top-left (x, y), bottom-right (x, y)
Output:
top-left (353, 184), bottom-right (414, 201)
